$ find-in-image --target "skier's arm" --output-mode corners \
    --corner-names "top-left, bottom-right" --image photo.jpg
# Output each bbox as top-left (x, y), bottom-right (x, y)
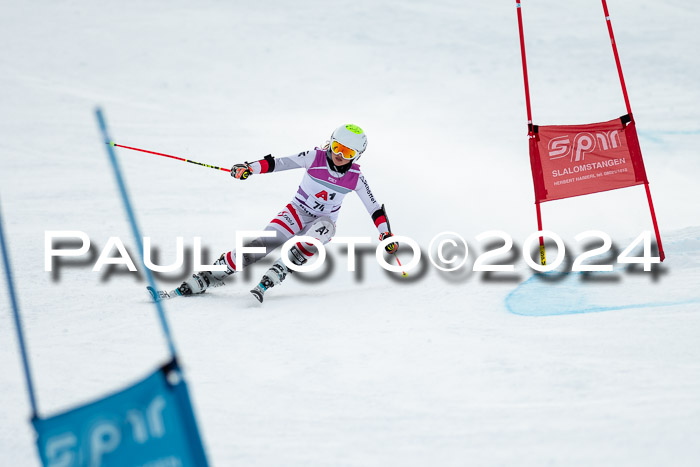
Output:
top-left (251, 150), bottom-right (315, 173)
top-left (355, 174), bottom-right (399, 253)
top-left (355, 174), bottom-right (390, 234)
top-left (231, 150), bottom-right (315, 179)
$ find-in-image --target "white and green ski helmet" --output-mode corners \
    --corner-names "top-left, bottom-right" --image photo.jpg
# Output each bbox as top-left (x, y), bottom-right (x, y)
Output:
top-left (330, 124), bottom-right (368, 160)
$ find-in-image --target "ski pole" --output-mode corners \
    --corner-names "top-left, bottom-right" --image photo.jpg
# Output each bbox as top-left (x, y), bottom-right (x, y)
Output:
top-left (395, 254), bottom-right (407, 278)
top-left (108, 142), bottom-right (231, 173)
top-left (381, 203), bottom-right (407, 277)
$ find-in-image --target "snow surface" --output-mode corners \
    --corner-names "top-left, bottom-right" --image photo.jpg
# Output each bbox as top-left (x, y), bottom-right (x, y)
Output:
top-left (1, 0), bottom-right (699, 465)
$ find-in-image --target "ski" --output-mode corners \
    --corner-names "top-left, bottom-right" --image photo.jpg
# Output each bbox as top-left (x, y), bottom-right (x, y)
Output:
top-left (147, 286), bottom-right (183, 302)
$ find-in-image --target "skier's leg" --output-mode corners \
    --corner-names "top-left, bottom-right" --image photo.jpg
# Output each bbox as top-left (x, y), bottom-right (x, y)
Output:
top-left (251, 216), bottom-right (335, 302)
top-left (177, 251), bottom-right (238, 296)
top-left (178, 205), bottom-right (301, 295)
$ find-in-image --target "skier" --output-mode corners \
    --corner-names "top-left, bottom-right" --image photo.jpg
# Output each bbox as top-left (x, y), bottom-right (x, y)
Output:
top-left (157, 124), bottom-right (398, 303)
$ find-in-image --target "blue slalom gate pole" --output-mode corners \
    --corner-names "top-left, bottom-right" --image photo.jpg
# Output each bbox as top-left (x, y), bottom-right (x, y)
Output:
top-left (28, 111), bottom-right (210, 465)
top-left (95, 108), bottom-right (178, 359)
top-left (0, 197), bottom-right (39, 418)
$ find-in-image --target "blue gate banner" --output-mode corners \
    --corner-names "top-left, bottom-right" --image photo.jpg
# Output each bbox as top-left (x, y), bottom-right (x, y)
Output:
top-left (32, 360), bottom-right (208, 467)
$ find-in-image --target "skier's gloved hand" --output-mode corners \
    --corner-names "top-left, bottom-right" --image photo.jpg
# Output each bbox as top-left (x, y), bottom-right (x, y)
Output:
top-left (231, 162), bottom-right (252, 180)
top-left (379, 232), bottom-right (398, 254)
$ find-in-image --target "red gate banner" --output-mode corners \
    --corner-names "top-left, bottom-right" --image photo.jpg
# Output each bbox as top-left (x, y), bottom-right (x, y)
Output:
top-left (529, 115), bottom-right (648, 203)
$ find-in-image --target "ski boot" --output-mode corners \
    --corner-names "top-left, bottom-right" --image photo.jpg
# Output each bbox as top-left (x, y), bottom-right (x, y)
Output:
top-left (178, 253), bottom-right (235, 296)
top-left (250, 245), bottom-right (307, 303)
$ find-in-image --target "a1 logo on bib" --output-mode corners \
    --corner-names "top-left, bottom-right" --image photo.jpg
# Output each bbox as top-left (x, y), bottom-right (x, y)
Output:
top-left (314, 190), bottom-right (336, 201)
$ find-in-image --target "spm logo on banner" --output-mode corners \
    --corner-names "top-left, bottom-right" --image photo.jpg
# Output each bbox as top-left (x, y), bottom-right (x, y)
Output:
top-left (32, 360), bottom-right (208, 467)
top-left (533, 117), bottom-right (644, 201)
top-left (547, 129), bottom-right (621, 162)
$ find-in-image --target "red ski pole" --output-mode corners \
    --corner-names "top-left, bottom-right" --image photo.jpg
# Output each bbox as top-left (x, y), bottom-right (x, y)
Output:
top-left (108, 142), bottom-right (231, 173)
top-left (381, 203), bottom-right (407, 277)
top-left (395, 254), bottom-right (407, 278)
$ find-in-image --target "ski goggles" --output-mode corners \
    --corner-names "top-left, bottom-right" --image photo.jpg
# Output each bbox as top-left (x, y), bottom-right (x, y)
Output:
top-left (330, 140), bottom-right (357, 160)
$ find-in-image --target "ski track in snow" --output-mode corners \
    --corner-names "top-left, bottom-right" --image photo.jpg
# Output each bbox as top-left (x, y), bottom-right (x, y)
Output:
top-left (506, 228), bottom-right (700, 316)
top-left (1, 1), bottom-right (700, 466)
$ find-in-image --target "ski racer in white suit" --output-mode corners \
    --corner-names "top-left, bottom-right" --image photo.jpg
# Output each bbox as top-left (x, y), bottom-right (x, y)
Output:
top-left (178, 124), bottom-right (399, 303)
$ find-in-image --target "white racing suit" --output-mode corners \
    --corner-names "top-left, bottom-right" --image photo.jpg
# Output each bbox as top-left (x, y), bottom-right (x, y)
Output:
top-left (221, 147), bottom-right (389, 272)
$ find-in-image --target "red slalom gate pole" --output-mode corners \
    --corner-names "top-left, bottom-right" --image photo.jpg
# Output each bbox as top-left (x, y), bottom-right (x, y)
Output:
top-left (644, 184), bottom-right (665, 261)
top-left (516, 0), bottom-right (546, 265)
top-left (109, 142), bottom-right (231, 173)
top-left (601, 0), bottom-right (665, 261)
top-left (601, 0), bottom-right (632, 115)
top-left (516, 1), bottom-right (534, 131)
top-left (535, 202), bottom-right (546, 265)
